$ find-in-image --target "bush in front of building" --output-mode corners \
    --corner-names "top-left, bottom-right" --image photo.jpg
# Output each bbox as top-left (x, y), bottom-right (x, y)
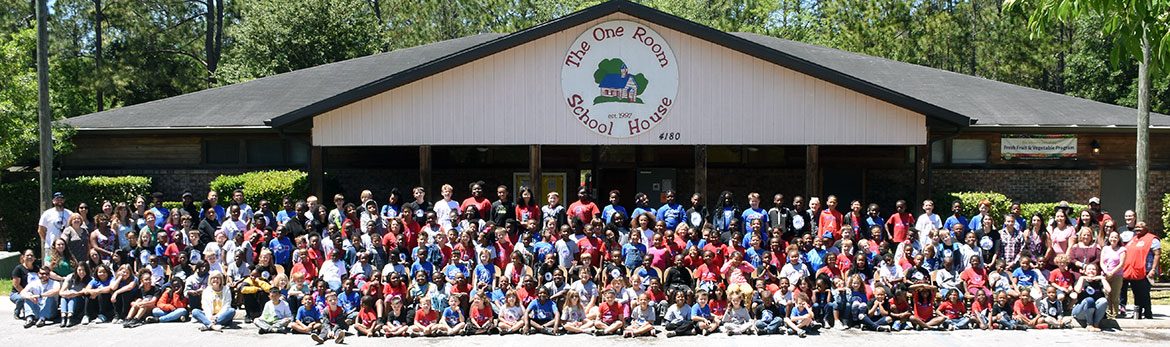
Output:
top-left (936, 191), bottom-right (1013, 218)
top-left (1018, 202), bottom-right (1088, 221)
top-left (0, 175), bottom-right (152, 252)
top-left (209, 170), bottom-right (308, 209)
top-left (162, 201), bottom-right (183, 211)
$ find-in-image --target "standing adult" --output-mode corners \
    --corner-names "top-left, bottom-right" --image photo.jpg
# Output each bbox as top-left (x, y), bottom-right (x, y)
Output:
top-left (1121, 222), bottom-right (1160, 320)
top-left (38, 192), bottom-right (73, 257)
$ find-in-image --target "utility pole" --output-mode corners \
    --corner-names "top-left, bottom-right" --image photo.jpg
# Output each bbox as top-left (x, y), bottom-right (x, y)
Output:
top-left (37, 0), bottom-right (53, 210)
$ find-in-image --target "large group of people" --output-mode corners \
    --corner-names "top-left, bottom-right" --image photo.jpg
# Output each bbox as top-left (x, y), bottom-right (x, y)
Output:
top-left (13, 182), bottom-right (1163, 342)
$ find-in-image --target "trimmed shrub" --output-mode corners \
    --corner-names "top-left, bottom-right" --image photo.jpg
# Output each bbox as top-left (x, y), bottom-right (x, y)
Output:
top-left (936, 191), bottom-right (1013, 219)
top-left (1163, 193), bottom-right (1170, 236)
top-left (162, 201), bottom-right (184, 211)
top-left (1019, 202), bottom-right (1089, 221)
top-left (1162, 238), bottom-right (1170, 282)
top-left (209, 170), bottom-right (308, 209)
top-left (0, 176), bottom-right (151, 252)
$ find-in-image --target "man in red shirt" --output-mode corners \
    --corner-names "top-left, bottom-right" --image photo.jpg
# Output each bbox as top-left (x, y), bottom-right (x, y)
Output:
top-left (1123, 222), bottom-right (1161, 319)
top-left (567, 188), bottom-right (601, 224)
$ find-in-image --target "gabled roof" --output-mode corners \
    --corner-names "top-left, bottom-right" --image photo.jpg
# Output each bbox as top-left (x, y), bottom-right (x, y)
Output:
top-left (264, 0), bottom-right (971, 128)
top-left (734, 33), bottom-right (1170, 129)
top-left (65, 33), bottom-right (504, 131)
top-left (65, 0), bottom-right (1167, 133)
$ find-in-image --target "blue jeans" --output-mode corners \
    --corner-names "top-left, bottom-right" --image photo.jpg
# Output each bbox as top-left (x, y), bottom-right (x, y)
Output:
top-left (1072, 297), bottom-right (1107, 326)
top-left (860, 315), bottom-right (889, 330)
top-left (60, 296), bottom-right (85, 315)
top-left (946, 317), bottom-right (971, 329)
top-left (152, 307), bottom-right (189, 322)
top-left (192, 307), bottom-right (236, 327)
top-left (996, 316), bottom-right (1019, 330)
top-left (755, 317), bottom-right (784, 334)
top-left (23, 296), bottom-right (59, 320)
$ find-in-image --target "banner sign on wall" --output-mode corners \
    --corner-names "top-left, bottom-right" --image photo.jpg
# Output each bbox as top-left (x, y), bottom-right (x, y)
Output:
top-left (1001, 134), bottom-right (1077, 159)
top-left (562, 20), bottom-right (679, 138)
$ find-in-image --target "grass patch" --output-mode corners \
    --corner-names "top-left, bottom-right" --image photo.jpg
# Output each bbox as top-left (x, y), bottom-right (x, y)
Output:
top-left (0, 279), bottom-right (9, 294)
top-left (593, 95), bottom-right (643, 104)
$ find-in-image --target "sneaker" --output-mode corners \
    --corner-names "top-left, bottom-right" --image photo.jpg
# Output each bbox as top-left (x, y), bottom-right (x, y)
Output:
top-left (335, 331), bottom-right (345, 344)
top-left (799, 331), bottom-right (807, 338)
top-left (726, 331), bottom-right (735, 336)
top-left (180, 315), bottom-right (190, 322)
top-left (665, 331), bottom-right (677, 338)
top-left (244, 317), bottom-right (254, 324)
top-left (61, 318), bottom-right (69, 328)
top-left (312, 334), bottom-right (326, 344)
top-left (23, 318), bottom-right (36, 329)
top-left (200, 325), bottom-right (214, 332)
top-left (36, 319), bottom-right (47, 328)
top-left (259, 328), bottom-right (269, 335)
top-left (144, 316), bottom-right (159, 324)
top-left (877, 326), bottom-right (891, 332)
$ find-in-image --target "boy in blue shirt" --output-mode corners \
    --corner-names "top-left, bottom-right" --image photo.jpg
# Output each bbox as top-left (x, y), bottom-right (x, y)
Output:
top-left (690, 290), bottom-right (720, 335)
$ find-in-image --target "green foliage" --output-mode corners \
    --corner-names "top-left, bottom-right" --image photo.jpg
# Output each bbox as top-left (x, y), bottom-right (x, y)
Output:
top-left (0, 176), bottom-right (151, 251)
top-left (1161, 237), bottom-right (1170, 282)
top-left (936, 191), bottom-right (1013, 218)
top-left (161, 201), bottom-right (184, 211)
top-left (1018, 202), bottom-right (1088, 221)
top-left (218, 0), bottom-right (384, 82)
top-left (209, 170), bottom-right (308, 210)
top-left (0, 28), bottom-right (75, 175)
top-left (1163, 193), bottom-right (1170, 235)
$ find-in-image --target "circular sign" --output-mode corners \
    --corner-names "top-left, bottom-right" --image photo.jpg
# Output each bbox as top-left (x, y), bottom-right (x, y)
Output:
top-left (561, 20), bottom-right (678, 138)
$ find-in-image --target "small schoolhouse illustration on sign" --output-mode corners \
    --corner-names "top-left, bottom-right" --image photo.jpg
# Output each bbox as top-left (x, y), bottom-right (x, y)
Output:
top-left (593, 58), bottom-right (648, 104)
top-left (599, 64), bottom-right (639, 102)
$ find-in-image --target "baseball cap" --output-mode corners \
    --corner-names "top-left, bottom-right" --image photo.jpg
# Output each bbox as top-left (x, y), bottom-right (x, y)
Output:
top-left (52, 192), bottom-right (64, 199)
top-left (1088, 197), bottom-right (1101, 204)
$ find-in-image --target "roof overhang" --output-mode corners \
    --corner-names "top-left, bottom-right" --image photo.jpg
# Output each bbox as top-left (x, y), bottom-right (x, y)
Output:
top-left (266, 0), bottom-right (971, 129)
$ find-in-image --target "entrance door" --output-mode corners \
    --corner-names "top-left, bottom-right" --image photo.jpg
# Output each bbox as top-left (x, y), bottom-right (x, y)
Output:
top-left (637, 168), bottom-right (678, 209)
top-left (1100, 169), bottom-right (1136, 216)
top-left (822, 168), bottom-right (864, 208)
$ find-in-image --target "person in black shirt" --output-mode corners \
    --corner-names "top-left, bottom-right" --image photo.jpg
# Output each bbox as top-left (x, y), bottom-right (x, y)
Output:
top-left (685, 193), bottom-right (710, 231)
top-left (404, 187), bottom-right (433, 225)
top-left (124, 268), bottom-right (162, 328)
top-left (490, 185), bottom-right (516, 227)
top-left (197, 206), bottom-right (220, 247)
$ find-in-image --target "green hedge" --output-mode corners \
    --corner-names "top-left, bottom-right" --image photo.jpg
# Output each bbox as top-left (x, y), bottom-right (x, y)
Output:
top-left (209, 170), bottom-right (307, 210)
top-left (0, 176), bottom-right (152, 252)
top-left (1019, 202), bottom-right (1088, 221)
top-left (935, 191), bottom-right (1013, 219)
top-left (162, 201), bottom-right (184, 211)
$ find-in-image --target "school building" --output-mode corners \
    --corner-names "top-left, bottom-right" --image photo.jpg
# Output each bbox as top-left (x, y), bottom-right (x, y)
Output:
top-left (62, 0), bottom-right (1170, 225)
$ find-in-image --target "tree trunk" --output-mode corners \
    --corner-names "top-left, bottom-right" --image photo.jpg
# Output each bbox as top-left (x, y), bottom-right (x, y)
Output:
top-left (203, 0), bottom-right (223, 87)
top-left (1135, 26), bottom-right (1150, 222)
top-left (94, 0), bottom-right (103, 111)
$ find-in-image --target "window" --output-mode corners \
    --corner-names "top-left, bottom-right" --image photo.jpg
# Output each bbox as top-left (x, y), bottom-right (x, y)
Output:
top-left (246, 139), bottom-right (285, 165)
top-left (951, 139), bottom-right (988, 164)
top-left (204, 140), bottom-right (240, 165)
top-left (931, 141), bottom-right (945, 164)
top-left (288, 141), bottom-right (310, 165)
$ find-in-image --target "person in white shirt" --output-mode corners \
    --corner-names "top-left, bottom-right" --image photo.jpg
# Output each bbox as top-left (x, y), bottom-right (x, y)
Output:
top-left (433, 184), bottom-right (461, 231)
top-left (219, 205), bottom-right (247, 240)
top-left (255, 289), bottom-right (293, 334)
top-left (779, 250), bottom-right (809, 286)
top-left (231, 189), bottom-right (253, 224)
top-left (38, 192), bottom-right (73, 257)
top-left (915, 199), bottom-right (942, 247)
top-left (19, 266), bottom-right (60, 328)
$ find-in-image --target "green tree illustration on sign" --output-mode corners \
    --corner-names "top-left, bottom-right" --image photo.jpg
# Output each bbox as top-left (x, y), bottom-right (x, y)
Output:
top-left (592, 58), bottom-right (649, 104)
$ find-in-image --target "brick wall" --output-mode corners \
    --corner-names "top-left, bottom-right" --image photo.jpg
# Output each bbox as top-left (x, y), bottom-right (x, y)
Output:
top-left (932, 169), bottom-right (1101, 203)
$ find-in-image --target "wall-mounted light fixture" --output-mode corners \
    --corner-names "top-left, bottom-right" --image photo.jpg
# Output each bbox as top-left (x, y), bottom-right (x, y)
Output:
top-left (1090, 139), bottom-right (1100, 155)
top-left (476, 147), bottom-right (489, 153)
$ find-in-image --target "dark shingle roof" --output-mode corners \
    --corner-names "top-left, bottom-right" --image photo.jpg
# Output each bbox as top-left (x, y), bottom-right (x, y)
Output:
top-left (733, 32), bottom-right (1170, 128)
top-left (65, 33), bottom-right (505, 130)
top-left (66, 0), bottom-right (1167, 132)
